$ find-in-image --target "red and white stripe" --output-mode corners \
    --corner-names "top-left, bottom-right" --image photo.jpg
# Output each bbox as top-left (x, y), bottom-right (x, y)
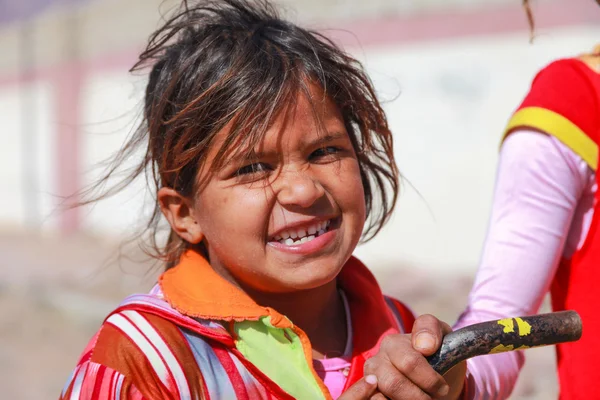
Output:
top-left (121, 310), bottom-right (192, 399)
top-left (69, 362), bottom-right (88, 399)
top-left (106, 311), bottom-right (191, 399)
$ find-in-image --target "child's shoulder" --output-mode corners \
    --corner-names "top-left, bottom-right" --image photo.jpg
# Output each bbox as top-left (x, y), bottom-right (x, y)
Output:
top-left (62, 300), bottom-right (212, 399)
top-left (576, 44), bottom-right (600, 74)
top-left (60, 308), bottom-right (185, 399)
top-left (89, 307), bottom-right (184, 369)
top-left (537, 51), bottom-right (600, 81)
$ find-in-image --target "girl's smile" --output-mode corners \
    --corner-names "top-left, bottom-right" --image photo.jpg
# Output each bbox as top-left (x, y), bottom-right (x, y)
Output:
top-left (267, 216), bottom-right (339, 255)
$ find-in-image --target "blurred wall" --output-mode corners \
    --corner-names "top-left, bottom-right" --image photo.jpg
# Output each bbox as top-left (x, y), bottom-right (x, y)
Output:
top-left (1, 0), bottom-right (600, 273)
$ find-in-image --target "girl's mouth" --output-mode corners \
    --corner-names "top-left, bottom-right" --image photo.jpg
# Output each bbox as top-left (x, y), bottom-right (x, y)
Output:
top-left (268, 218), bottom-right (339, 255)
top-left (272, 219), bottom-right (332, 245)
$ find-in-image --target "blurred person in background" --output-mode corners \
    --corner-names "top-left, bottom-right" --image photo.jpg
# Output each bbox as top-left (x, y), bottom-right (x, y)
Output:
top-left (453, 1), bottom-right (600, 398)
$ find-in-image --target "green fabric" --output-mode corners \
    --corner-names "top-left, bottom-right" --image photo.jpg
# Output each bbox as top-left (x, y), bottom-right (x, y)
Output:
top-left (234, 316), bottom-right (326, 399)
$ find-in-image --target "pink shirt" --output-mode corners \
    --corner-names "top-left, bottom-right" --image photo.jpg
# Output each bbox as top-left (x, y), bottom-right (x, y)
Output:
top-left (454, 129), bottom-right (597, 398)
top-left (313, 290), bottom-right (353, 399)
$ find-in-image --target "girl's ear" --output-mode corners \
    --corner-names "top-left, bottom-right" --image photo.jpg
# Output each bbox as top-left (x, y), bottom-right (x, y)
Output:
top-left (157, 187), bottom-right (204, 244)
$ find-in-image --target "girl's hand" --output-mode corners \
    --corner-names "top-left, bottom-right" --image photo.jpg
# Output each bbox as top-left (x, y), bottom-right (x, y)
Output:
top-left (340, 314), bottom-right (466, 400)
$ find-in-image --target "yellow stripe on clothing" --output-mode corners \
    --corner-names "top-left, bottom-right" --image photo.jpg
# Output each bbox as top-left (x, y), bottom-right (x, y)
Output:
top-left (503, 106), bottom-right (598, 171)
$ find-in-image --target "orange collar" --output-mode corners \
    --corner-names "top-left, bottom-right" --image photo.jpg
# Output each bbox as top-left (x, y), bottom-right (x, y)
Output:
top-left (159, 249), bottom-right (402, 353)
top-left (159, 250), bottom-right (273, 322)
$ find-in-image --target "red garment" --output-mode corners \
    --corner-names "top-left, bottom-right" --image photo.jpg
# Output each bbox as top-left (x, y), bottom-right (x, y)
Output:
top-left (59, 251), bottom-right (416, 399)
top-left (505, 57), bottom-right (600, 399)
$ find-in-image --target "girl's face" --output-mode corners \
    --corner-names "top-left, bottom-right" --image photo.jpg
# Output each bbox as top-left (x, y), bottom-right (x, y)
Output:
top-left (191, 85), bottom-right (366, 293)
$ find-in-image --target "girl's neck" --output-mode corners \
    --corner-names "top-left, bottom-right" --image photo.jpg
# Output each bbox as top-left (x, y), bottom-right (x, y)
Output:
top-left (245, 280), bottom-right (348, 358)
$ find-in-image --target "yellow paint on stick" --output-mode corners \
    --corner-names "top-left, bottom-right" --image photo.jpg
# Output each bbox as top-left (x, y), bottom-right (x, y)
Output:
top-left (497, 318), bottom-right (515, 333)
top-left (489, 344), bottom-right (532, 354)
top-left (515, 318), bottom-right (532, 336)
top-left (490, 344), bottom-right (514, 354)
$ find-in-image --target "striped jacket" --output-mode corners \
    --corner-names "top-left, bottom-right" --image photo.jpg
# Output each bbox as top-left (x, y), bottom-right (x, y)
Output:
top-left (60, 251), bottom-right (416, 400)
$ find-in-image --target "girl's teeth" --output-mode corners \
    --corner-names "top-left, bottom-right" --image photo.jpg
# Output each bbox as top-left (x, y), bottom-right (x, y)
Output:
top-left (275, 219), bottom-right (332, 245)
top-left (279, 235), bottom-right (318, 245)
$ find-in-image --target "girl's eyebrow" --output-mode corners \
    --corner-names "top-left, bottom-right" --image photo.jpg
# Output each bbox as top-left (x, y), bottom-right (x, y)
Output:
top-left (308, 132), bottom-right (347, 147)
top-left (228, 132), bottom-right (348, 166)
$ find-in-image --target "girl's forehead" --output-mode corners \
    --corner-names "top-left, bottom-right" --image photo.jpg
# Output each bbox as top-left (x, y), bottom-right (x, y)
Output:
top-left (263, 89), bottom-right (344, 140)
top-left (210, 85), bottom-right (346, 161)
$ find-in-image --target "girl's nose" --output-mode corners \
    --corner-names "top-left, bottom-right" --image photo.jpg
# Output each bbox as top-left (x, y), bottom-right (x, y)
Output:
top-left (276, 171), bottom-right (326, 209)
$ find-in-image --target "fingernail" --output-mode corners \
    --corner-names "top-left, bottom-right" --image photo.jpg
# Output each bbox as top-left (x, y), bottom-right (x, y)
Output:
top-left (415, 332), bottom-right (435, 350)
top-left (365, 375), bottom-right (377, 385)
top-left (437, 384), bottom-right (450, 397)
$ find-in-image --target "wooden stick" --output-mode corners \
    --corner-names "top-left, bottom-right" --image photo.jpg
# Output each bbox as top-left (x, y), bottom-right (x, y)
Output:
top-left (427, 310), bottom-right (582, 375)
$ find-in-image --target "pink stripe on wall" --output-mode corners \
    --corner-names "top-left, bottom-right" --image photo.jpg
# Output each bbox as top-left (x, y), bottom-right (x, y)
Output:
top-left (327, 0), bottom-right (600, 49)
top-left (0, 47), bottom-right (137, 88)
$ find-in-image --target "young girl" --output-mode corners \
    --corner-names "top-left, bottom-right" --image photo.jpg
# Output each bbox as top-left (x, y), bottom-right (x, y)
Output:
top-left (453, 1), bottom-right (600, 398)
top-left (59, 1), bottom-right (466, 399)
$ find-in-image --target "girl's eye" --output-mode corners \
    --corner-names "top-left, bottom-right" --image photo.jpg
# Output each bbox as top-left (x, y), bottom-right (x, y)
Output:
top-left (310, 146), bottom-right (342, 160)
top-left (235, 162), bottom-right (271, 176)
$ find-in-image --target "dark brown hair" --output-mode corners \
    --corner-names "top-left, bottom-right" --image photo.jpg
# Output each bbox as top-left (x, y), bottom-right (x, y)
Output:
top-left (83, 0), bottom-right (399, 269)
top-left (523, 0), bottom-right (535, 40)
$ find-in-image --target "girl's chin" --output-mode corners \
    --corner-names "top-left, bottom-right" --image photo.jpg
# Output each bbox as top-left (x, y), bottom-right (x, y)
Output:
top-left (273, 275), bottom-right (339, 293)
top-left (268, 259), bottom-right (345, 292)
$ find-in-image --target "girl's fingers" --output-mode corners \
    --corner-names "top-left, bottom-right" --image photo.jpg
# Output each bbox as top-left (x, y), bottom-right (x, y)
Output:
top-left (373, 335), bottom-right (449, 398)
top-left (365, 356), bottom-right (437, 400)
top-left (338, 375), bottom-right (379, 400)
top-left (360, 315), bottom-right (456, 399)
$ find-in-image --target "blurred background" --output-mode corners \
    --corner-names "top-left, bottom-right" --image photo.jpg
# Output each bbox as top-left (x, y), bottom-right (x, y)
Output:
top-left (1, 0), bottom-right (599, 398)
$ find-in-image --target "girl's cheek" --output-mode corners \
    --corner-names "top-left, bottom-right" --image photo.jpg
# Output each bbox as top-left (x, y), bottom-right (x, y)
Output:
top-left (227, 187), bottom-right (274, 219)
top-left (343, 161), bottom-right (366, 194)
top-left (347, 167), bottom-right (367, 218)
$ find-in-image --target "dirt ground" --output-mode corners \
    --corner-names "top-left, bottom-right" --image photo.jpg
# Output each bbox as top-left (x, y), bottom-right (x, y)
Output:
top-left (1, 231), bottom-right (558, 399)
